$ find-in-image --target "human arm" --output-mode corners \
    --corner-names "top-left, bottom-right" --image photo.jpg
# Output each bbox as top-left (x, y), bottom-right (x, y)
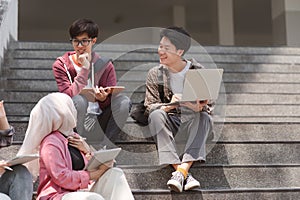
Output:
top-left (89, 160), bottom-right (114, 181)
top-left (40, 136), bottom-right (90, 190)
top-left (94, 61), bottom-right (117, 109)
top-left (144, 67), bottom-right (170, 114)
top-left (52, 54), bottom-right (90, 97)
top-left (0, 160), bottom-right (10, 175)
top-left (181, 99), bottom-right (209, 112)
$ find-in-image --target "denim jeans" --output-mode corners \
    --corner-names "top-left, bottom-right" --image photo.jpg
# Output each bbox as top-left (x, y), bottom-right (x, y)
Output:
top-left (0, 165), bottom-right (33, 200)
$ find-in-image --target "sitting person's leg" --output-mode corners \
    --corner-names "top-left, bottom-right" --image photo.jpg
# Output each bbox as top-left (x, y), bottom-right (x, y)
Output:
top-left (148, 109), bottom-right (181, 165)
top-left (98, 94), bottom-right (131, 142)
top-left (0, 165), bottom-right (33, 200)
top-left (172, 111), bottom-right (212, 191)
top-left (72, 95), bottom-right (88, 136)
top-left (0, 100), bottom-right (10, 130)
top-left (182, 111), bottom-right (213, 163)
top-left (90, 168), bottom-right (134, 200)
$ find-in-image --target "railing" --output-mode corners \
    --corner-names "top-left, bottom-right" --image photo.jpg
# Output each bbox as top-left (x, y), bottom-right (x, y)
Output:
top-left (0, 0), bottom-right (18, 71)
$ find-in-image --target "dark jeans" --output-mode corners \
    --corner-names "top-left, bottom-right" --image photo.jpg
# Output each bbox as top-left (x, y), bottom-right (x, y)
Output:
top-left (0, 165), bottom-right (33, 200)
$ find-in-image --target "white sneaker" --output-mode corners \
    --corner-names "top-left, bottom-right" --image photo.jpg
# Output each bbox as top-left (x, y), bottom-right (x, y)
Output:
top-left (167, 171), bottom-right (185, 192)
top-left (184, 173), bottom-right (200, 190)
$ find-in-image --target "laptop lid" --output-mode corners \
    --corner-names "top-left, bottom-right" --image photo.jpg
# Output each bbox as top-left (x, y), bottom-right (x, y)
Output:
top-left (181, 68), bottom-right (223, 101)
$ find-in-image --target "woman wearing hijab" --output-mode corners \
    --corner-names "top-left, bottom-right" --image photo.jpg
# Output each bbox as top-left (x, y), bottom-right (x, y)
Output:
top-left (17, 93), bottom-right (134, 200)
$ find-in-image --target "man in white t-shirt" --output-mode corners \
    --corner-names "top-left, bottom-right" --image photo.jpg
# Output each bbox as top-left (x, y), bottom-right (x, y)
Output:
top-left (144, 26), bottom-right (213, 192)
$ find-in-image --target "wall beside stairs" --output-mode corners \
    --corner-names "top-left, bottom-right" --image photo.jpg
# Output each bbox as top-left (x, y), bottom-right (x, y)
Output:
top-left (1, 42), bottom-right (300, 199)
top-left (0, 0), bottom-right (18, 71)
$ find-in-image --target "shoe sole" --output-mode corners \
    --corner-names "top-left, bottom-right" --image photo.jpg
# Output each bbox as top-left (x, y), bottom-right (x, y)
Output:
top-left (167, 180), bottom-right (183, 192)
top-left (184, 182), bottom-right (200, 191)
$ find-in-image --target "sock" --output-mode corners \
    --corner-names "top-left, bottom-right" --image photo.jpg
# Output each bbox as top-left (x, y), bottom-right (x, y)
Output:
top-left (177, 167), bottom-right (188, 179)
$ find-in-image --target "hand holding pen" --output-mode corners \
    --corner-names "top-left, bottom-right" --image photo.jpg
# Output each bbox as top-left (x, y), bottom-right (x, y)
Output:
top-left (0, 160), bottom-right (13, 173)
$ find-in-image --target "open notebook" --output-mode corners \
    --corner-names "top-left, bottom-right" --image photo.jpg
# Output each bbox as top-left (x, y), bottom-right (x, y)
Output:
top-left (80, 86), bottom-right (125, 102)
top-left (6, 154), bottom-right (39, 166)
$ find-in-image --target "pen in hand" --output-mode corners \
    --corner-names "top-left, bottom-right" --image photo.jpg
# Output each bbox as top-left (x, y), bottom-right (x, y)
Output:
top-left (4, 166), bottom-right (13, 171)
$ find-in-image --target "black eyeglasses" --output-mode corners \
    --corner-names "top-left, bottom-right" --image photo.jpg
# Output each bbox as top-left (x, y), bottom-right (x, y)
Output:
top-left (70, 39), bottom-right (92, 46)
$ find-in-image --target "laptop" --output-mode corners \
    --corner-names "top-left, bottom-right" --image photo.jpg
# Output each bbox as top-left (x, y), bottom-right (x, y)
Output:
top-left (166, 68), bottom-right (223, 105)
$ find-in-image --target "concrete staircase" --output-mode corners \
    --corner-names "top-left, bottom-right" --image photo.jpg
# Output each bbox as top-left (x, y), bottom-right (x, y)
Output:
top-left (1, 41), bottom-right (300, 199)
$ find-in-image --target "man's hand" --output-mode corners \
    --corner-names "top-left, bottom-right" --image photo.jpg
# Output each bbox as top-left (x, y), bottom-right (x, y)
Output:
top-left (161, 94), bottom-right (180, 112)
top-left (182, 99), bottom-right (208, 112)
top-left (78, 53), bottom-right (91, 69)
top-left (93, 86), bottom-right (110, 102)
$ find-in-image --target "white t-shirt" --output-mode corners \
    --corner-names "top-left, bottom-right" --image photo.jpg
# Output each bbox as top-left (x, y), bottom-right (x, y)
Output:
top-left (169, 61), bottom-right (191, 95)
top-left (69, 55), bottom-right (101, 115)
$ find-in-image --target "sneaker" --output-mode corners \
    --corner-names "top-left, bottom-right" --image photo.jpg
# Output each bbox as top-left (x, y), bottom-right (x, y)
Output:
top-left (184, 173), bottom-right (200, 191)
top-left (167, 171), bottom-right (185, 192)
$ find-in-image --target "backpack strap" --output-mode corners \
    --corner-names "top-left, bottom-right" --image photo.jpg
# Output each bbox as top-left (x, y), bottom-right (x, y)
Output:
top-left (158, 69), bottom-right (164, 103)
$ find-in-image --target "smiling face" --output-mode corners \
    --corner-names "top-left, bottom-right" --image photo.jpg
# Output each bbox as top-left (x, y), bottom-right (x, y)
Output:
top-left (71, 33), bottom-right (97, 58)
top-left (158, 36), bottom-right (184, 69)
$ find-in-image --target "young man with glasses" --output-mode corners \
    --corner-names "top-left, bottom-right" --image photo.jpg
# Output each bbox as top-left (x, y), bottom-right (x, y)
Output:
top-left (52, 18), bottom-right (131, 147)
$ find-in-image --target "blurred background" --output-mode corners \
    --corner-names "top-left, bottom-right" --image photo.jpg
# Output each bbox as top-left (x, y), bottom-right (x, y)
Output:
top-left (16, 0), bottom-right (300, 47)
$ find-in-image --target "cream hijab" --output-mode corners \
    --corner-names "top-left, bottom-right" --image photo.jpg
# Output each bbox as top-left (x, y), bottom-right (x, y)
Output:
top-left (17, 92), bottom-right (77, 178)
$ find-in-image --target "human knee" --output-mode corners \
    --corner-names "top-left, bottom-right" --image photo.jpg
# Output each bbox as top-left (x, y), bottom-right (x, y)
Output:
top-left (200, 112), bottom-right (212, 124)
top-left (112, 95), bottom-right (131, 112)
top-left (148, 109), bottom-right (166, 124)
top-left (11, 165), bottom-right (32, 181)
top-left (72, 95), bottom-right (88, 112)
top-left (107, 167), bottom-right (124, 176)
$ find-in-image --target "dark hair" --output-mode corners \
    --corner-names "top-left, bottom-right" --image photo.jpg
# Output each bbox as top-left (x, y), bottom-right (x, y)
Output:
top-left (160, 26), bottom-right (191, 55)
top-left (69, 18), bottom-right (99, 39)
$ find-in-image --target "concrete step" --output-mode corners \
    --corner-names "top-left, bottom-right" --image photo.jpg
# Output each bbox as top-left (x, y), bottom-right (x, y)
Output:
top-left (132, 188), bottom-right (300, 200)
top-left (6, 68), bottom-right (300, 84)
top-left (11, 49), bottom-right (300, 65)
top-left (122, 165), bottom-right (300, 190)
top-left (8, 121), bottom-right (300, 141)
top-left (121, 123), bottom-right (300, 143)
top-left (3, 79), bottom-right (299, 95)
top-left (3, 140), bottom-right (300, 166)
top-left (13, 42), bottom-right (300, 56)
top-left (3, 102), bottom-right (299, 118)
top-left (7, 122), bottom-right (300, 144)
top-left (116, 142), bottom-right (300, 166)
top-left (9, 59), bottom-right (300, 75)
top-left (0, 91), bottom-right (299, 106)
top-left (30, 188), bottom-right (300, 200)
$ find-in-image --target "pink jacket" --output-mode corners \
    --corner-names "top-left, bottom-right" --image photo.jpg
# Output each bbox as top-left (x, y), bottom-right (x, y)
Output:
top-left (52, 51), bottom-right (117, 110)
top-left (37, 131), bottom-right (90, 200)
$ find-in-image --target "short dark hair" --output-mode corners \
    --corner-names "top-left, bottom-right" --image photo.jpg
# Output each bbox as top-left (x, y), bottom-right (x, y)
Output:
top-left (69, 18), bottom-right (99, 39)
top-left (160, 26), bottom-right (191, 55)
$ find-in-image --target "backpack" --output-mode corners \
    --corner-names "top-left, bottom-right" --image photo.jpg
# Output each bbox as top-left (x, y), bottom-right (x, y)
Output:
top-left (130, 68), bottom-right (165, 126)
